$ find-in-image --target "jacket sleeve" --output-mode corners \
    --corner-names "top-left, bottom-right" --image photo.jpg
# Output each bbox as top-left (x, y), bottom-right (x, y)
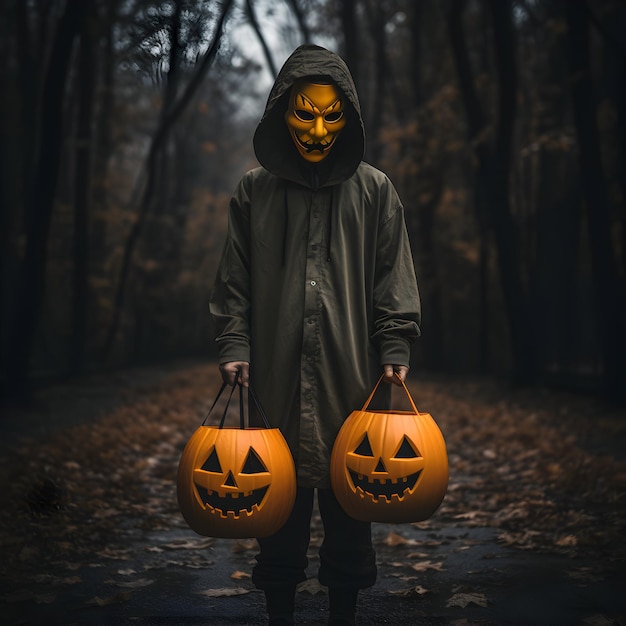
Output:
top-left (209, 176), bottom-right (252, 364)
top-left (371, 180), bottom-right (421, 367)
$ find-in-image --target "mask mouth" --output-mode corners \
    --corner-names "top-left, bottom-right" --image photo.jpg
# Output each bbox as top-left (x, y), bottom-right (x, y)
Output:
top-left (293, 131), bottom-right (337, 154)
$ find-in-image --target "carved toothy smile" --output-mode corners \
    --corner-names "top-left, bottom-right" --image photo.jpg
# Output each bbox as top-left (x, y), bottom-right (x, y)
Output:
top-left (348, 469), bottom-right (422, 502)
top-left (193, 484), bottom-right (269, 518)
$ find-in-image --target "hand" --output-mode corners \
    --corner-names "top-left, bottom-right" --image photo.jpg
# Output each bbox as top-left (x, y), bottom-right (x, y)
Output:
top-left (219, 361), bottom-right (250, 387)
top-left (383, 364), bottom-right (409, 386)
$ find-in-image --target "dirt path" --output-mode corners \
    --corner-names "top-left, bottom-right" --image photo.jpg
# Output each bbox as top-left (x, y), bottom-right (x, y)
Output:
top-left (1, 360), bottom-right (624, 624)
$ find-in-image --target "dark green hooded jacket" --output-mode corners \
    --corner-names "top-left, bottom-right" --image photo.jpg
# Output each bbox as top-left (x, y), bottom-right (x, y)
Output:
top-left (209, 44), bottom-right (421, 488)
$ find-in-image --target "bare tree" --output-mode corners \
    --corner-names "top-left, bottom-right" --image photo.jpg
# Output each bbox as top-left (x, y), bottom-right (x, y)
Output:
top-left (285, 0), bottom-right (311, 43)
top-left (102, 0), bottom-right (235, 360)
top-left (447, 0), bottom-right (535, 383)
top-left (564, 0), bottom-right (624, 401)
top-left (245, 0), bottom-right (278, 78)
top-left (5, 0), bottom-right (85, 401)
top-left (70, 2), bottom-right (98, 375)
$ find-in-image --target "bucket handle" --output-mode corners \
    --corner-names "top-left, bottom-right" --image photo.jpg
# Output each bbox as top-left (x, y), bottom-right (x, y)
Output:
top-left (361, 373), bottom-right (420, 415)
top-left (202, 378), bottom-right (271, 429)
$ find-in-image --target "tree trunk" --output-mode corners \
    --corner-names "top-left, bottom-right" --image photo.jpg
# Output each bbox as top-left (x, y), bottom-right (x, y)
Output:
top-left (448, 0), bottom-right (535, 383)
top-left (339, 0), bottom-right (360, 96)
top-left (565, 0), bottom-right (624, 401)
top-left (487, 0), bottom-right (535, 383)
top-left (92, 0), bottom-right (118, 261)
top-left (70, 2), bottom-right (97, 375)
top-left (4, 0), bottom-right (85, 403)
top-left (403, 0), bottom-right (445, 371)
top-left (0, 2), bottom-right (23, 385)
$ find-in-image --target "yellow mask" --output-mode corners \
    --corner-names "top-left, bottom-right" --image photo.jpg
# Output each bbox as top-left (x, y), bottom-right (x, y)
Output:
top-left (285, 81), bottom-right (346, 163)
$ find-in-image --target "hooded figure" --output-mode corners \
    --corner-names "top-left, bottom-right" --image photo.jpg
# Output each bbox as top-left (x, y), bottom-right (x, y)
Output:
top-left (209, 44), bottom-right (421, 624)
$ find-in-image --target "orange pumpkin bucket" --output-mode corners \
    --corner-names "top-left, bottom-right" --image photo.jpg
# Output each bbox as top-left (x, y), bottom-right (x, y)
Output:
top-left (330, 375), bottom-right (448, 523)
top-left (177, 382), bottom-right (296, 538)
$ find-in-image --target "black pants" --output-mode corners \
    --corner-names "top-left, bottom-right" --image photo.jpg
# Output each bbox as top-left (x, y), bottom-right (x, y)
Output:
top-left (252, 487), bottom-right (377, 590)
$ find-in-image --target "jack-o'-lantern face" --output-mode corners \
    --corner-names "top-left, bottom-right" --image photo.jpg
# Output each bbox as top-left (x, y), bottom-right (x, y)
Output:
top-left (346, 432), bottom-right (425, 503)
top-left (178, 426), bottom-right (297, 538)
top-left (330, 405), bottom-right (448, 523)
top-left (193, 445), bottom-right (271, 518)
top-left (285, 80), bottom-right (346, 163)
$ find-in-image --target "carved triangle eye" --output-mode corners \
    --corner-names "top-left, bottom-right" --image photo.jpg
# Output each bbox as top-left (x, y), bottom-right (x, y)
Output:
top-left (201, 448), bottom-right (222, 472)
top-left (394, 436), bottom-right (420, 459)
top-left (241, 447), bottom-right (268, 474)
top-left (354, 433), bottom-right (374, 457)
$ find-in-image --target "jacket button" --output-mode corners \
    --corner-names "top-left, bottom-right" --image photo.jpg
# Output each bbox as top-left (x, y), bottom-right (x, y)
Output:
top-left (310, 280), bottom-right (317, 286)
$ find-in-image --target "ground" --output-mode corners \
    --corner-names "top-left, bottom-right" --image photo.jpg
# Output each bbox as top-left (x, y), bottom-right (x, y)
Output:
top-left (0, 359), bottom-right (625, 625)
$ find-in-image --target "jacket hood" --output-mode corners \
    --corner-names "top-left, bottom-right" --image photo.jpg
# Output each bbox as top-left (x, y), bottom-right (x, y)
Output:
top-left (253, 44), bottom-right (364, 189)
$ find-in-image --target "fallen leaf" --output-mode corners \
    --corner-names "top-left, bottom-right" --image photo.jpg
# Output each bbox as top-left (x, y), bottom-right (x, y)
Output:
top-left (389, 585), bottom-right (430, 596)
top-left (388, 573), bottom-right (418, 582)
top-left (446, 592), bottom-right (488, 608)
top-left (230, 570), bottom-right (251, 580)
top-left (382, 532), bottom-right (418, 547)
top-left (406, 551), bottom-right (430, 559)
top-left (116, 578), bottom-right (154, 589)
top-left (95, 547), bottom-right (131, 560)
top-left (454, 511), bottom-right (489, 521)
top-left (555, 535), bottom-right (578, 547)
top-left (411, 560), bottom-right (445, 572)
top-left (231, 539), bottom-right (257, 554)
top-left (297, 579), bottom-right (327, 595)
top-left (197, 587), bottom-right (251, 597)
top-left (65, 562), bottom-right (82, 571)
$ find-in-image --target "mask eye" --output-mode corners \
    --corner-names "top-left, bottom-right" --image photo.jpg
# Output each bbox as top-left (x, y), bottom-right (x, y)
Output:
top-left (241, 447), bottom-right (268, 474)
top-left (295, 109), bottom-right (315, 122)
top-left (394, 436), bottom-right (420, 459)
top-left (353, 433), bottom-right (375, 457)
top-left (201, 448), bottom-right (222, 472)
top-left (324, 111), bottom-right (343, 123)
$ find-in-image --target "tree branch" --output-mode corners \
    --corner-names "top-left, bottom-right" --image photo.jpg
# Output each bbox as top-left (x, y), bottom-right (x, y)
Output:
top-left (285, 0), bottom-right (311, 43)
top-left (245, 0), bottom-right (278, 78)
top-left (101, 0), bottom-right (235, 359)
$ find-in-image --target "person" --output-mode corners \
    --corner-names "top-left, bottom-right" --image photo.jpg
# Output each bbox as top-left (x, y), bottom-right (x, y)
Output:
top-left (209, 44), bottom-right (421, 626)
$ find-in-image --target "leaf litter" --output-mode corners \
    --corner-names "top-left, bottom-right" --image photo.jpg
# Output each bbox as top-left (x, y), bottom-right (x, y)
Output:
top-left (446, 592), bottom-right (489, 608)
top-left (197, 587), bottom-right (252, 598)
top-left (0, 362), bottom-right (624, 609)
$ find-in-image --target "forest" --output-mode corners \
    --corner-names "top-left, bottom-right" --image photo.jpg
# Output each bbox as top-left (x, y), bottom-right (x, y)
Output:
top-left (1, 0), bottom-right (624, 404)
